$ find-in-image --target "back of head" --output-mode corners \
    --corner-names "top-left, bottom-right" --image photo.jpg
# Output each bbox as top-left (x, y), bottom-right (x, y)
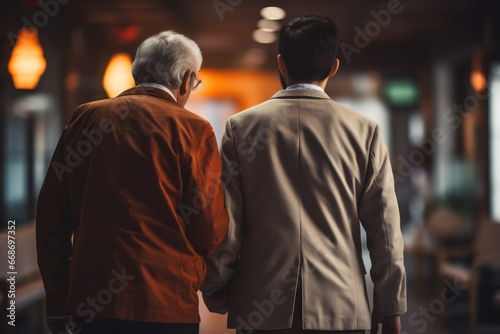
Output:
top-left (131, 31), bottom-right (202, 89)
top-left (279, 15), bottom-right (339, 83)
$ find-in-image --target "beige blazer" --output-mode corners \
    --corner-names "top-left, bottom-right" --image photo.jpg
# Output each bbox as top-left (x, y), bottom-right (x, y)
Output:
top-left (202, 89), bottom-right (406, 331)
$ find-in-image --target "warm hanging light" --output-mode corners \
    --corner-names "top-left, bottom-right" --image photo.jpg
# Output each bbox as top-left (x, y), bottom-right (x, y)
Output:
top-left (102, 53), bottom-right (135, 98)
top-left (8, 28), bottom-right (47, 89)
top-left (471, 48), bottom-right (487, 92)
top-left (471, 70), bottom-right (487, 92)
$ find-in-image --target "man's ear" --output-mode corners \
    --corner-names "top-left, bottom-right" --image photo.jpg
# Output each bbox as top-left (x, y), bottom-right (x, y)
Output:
top-left (277, 54), bottom-right (287, 75)
top-left (328, 58), bottom-right (340, 78)
top-left (179, 70), bottom-right (192, 96)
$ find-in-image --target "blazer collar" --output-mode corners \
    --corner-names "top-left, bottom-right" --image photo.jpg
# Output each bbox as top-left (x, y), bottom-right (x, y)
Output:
top-left (117, 86), bottom-right (177, 104)
top-left (271, 89), bottom-right (332, 101)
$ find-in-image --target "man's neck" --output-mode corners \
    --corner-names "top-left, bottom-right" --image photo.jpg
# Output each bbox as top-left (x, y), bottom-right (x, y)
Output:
top-left (288, 78), bottom-right (328, 90)
top-left (286, 83), bottom-right (325, 91)
top-left (137, 83), bottom-right (178, 102)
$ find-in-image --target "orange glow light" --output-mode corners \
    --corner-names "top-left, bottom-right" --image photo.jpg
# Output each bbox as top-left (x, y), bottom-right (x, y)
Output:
top-left (8, 28), bottom-right (47, 90)
top-left (102, 53), bottom-right (135, 98)
top-left (190, 69), bottom-right (282, 111)
top-left (471, 70), bottom-right (487, 92)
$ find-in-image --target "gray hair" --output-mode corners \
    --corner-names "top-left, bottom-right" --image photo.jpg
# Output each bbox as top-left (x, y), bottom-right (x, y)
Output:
top-left (131, 31), bottom-right (202, 88)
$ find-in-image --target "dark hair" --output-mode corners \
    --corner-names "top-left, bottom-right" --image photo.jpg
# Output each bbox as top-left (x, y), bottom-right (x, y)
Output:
top-left (279, 15), bottom-right (339, 82)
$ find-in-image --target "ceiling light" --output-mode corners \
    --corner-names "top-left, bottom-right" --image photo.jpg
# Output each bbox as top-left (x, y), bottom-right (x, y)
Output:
top-left (257, 19), bottom-right (281, 32)
top-left (260, 6), bottom-right (286, 20)
top-left (252, 29), bottom-right (277, 44)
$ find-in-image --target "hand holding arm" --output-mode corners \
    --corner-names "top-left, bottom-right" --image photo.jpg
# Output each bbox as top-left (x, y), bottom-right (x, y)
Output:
top-left (201, 118), bottom-right (244, 313)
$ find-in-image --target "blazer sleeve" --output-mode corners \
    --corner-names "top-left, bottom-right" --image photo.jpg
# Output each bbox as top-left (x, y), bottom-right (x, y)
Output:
top-left (36, 131), bottom-right (73, 316)
top-left (181, 123), bottom-right (229, 261)
top-left (201, 118), bottom-right (244, 308)
top-left (358, 125), bottom-right (407, 315)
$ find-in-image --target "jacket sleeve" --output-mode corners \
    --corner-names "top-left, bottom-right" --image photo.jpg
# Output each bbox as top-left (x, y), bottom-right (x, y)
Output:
top-left (36, 131), bottom-right (73, 316)
top-left (181, 123), bottom-right (229, 261)
top-left (201, 118), bottom-right (244, 309)
top-left (358, 125), bottom-right (407, 315)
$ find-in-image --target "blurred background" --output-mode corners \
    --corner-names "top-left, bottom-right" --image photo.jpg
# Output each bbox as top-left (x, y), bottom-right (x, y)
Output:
top-left (1, 0), bottom-right (500, 333)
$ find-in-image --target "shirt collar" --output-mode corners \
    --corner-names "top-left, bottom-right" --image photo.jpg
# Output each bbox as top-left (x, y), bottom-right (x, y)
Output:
top-left (137, 83), bottom-right (177, 102)
top-left (286, 83), bottom-right (324, 92)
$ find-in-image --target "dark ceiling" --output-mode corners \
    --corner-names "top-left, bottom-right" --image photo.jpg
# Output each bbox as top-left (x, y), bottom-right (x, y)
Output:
top-left (2, 0), bottom-right (500, 74)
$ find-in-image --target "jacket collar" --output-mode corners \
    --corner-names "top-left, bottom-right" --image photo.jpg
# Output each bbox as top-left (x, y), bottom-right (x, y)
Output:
top-left (117, 86), bottom-right (177, 104)
top-left (271, 89), bottom-right (332, 101)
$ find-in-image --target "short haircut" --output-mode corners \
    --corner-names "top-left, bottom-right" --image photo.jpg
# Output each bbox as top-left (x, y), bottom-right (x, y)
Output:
top-left (131, 31), bottom-right (202, 88)
top-left (279, 15), bottom-right (339, 83)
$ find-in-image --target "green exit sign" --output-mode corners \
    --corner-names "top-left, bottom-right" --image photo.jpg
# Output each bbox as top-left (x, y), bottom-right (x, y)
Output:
top-left (383, 80), bottom-right (419, 106)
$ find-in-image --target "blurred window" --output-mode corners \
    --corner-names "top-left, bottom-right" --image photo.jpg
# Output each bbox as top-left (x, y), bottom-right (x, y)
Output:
top-left (490, 63), bottom-right (500, 223)
top-left (2, 94), bottom-right (59, 228)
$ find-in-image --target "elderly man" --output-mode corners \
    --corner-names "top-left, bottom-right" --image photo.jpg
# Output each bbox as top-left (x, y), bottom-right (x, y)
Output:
top-left (36, 31), bottom-right (228, 334)
top-left (202, 15), bottom-right (406, 334)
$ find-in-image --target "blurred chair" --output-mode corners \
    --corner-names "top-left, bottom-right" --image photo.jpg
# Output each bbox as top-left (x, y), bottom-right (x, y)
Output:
top-left (426, 210), bottom-right (500, 333)
top-left (469, 219), bottom-right (500, 334)
top-left (427, 208), bottom-right (474, 289)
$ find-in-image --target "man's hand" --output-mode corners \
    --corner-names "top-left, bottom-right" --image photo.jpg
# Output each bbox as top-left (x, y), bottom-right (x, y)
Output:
top-left (202, 291), bottom-right (229, 314)
top-left (47, 316), bottom-right (72, 334)
top-left (370, 312), bottom-right (401, 334)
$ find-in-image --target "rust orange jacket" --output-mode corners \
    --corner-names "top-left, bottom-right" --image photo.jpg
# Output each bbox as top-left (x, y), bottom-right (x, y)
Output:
top-left (36, 86), bottom-right (228, 323)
